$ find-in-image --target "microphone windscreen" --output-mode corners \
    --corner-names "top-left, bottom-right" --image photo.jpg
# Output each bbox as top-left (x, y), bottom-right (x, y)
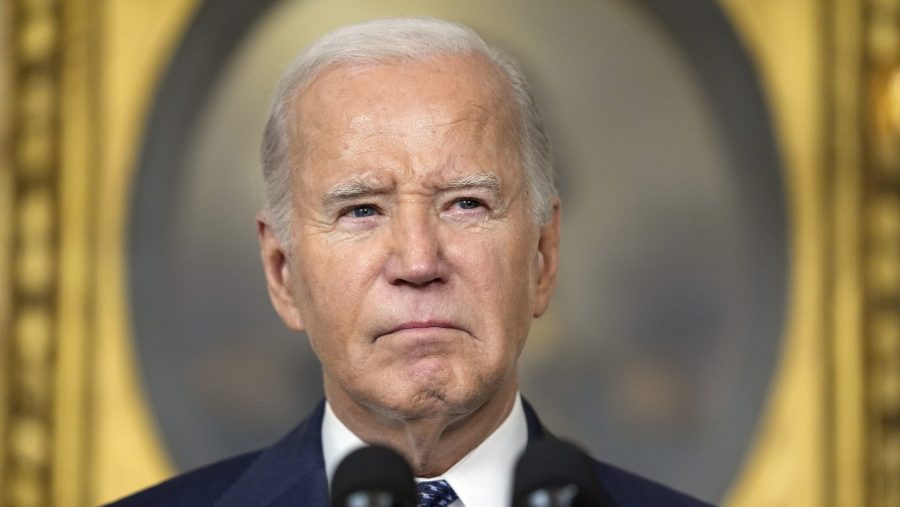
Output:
top-left (331, 445), bottom-right (416, 507)
top-left (513, 438), bottom-right (610, 507)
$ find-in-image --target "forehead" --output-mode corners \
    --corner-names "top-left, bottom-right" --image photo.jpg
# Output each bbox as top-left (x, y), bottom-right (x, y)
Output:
top-left (294, 53), bottom-right (518, 141)
top-left (284, 53), bottom-right (523, 194)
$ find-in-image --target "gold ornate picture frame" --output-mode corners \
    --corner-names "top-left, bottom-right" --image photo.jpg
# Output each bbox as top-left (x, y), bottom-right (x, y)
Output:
top-left (1, 0), bottom-right (897, 506)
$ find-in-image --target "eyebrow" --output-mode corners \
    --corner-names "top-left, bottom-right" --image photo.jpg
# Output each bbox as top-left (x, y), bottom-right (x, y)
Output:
top-left (321, 172), bottom-right (503, 211)
top-left (437, 173), bottom-right (502, 196)
top-left (322, 177), bottom-right (385, 211)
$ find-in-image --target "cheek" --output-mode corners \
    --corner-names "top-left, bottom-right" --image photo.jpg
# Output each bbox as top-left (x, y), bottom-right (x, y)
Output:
top-left (291, 243), bottom-right (383, 335)
top-left (449, 232), bottom-right (537, 327)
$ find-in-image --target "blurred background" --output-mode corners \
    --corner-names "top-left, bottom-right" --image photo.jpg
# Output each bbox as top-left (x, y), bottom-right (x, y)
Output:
top-left (1, 0), bottom-right (898, 506)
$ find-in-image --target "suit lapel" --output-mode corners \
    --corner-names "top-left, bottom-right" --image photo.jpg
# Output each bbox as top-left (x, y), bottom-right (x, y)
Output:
top-left (522, 396), bottom-right (550, 442)
top-left (214, 396), bottom-right (568, 507)
top-left (215, 401), bottom-right (329, 507)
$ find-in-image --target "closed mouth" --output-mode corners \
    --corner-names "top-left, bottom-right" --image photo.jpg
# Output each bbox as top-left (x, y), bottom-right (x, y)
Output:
top-left (377, 320), bottom-right (463, 340)
top-left (390, 320), bottom-right (458, 332)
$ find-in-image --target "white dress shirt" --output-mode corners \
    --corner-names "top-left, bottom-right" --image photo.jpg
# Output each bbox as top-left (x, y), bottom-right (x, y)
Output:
top-left (322, 394), bottom-right (528, 507)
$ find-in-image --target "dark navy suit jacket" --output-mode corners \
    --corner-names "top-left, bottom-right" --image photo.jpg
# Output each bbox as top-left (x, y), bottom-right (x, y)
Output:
top-left (105, 400), bottom-right (714, 507)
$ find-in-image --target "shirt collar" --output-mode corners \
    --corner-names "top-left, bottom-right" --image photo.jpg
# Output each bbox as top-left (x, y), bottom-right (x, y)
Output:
top-left (322, 394), bottom-right (528, 507)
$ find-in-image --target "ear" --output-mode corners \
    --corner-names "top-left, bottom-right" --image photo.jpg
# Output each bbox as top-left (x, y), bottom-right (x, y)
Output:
top-left (533, 198), bottom-right (561, 318)
top-left (257, 211), bottom-right (305, 331)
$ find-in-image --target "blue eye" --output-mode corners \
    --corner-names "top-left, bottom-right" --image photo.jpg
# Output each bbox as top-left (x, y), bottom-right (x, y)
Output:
top-left (456, 199), bottom-right (482, 210)
top-left (351, 205), bottom-right (378, 218)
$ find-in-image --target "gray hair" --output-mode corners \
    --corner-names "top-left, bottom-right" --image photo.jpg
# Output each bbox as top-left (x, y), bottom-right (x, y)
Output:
top-left (261, 17), bottom-right (556, 243)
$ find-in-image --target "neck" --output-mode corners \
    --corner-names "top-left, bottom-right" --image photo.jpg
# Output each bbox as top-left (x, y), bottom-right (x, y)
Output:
top-left (325, 381), bottom-right (519, 477)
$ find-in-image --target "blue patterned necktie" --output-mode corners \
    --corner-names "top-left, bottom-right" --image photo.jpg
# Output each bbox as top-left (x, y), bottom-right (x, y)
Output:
top-left (416, 480), bottom-right (459, 507)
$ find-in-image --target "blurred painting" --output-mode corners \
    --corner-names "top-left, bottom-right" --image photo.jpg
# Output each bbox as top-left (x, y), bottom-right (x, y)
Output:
top-left (128, 0), bottom-right (785, 503)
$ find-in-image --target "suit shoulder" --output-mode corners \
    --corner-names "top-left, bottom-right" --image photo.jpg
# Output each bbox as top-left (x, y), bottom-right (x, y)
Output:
top-left (102, 451), bottom-right (262, 507)
top-left (595, 460), bottom-right (716, 507)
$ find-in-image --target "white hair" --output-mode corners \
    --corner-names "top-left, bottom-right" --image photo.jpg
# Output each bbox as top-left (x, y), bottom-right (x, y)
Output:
top-left (261, 17), bottom-right (556, 243)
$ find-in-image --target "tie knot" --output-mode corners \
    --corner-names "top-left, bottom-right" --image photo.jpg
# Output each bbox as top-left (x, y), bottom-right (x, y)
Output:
top-left (416, 480), bottom-right (458, 507)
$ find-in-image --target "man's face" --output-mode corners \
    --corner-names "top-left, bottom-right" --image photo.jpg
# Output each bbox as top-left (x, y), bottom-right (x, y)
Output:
top-left (260, 54), bottom-right (560, 420)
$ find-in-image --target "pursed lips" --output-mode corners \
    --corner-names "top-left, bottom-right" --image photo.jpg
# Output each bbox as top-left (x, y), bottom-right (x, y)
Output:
top-left (376, 320), bottom-right (464, 341)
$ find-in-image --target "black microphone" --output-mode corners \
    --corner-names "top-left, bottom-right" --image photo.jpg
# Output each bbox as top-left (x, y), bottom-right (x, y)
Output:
top-left (330, 445), bottom-right (416, 507)
top-left (512, 438), bottom-right (612, 507)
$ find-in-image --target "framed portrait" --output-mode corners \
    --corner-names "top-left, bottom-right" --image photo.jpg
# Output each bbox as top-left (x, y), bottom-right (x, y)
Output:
top-left (1, 0), bottom-right (896, 506)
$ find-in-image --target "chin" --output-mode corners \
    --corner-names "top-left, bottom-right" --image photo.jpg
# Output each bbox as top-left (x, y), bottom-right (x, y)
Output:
top-left (376, 381), bottom-right (482, 421)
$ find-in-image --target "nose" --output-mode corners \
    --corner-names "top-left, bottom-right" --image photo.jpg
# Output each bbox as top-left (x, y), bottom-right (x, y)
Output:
top-left (384, 205), bottom-right (445, 287)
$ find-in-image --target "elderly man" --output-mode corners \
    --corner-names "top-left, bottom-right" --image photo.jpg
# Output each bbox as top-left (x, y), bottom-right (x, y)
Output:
top-left (109, 17), bottom-right (711, 507)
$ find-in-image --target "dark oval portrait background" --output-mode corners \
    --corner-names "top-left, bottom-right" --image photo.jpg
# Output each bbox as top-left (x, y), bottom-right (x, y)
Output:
top-left (129, 0), bottom-right (786, 503)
